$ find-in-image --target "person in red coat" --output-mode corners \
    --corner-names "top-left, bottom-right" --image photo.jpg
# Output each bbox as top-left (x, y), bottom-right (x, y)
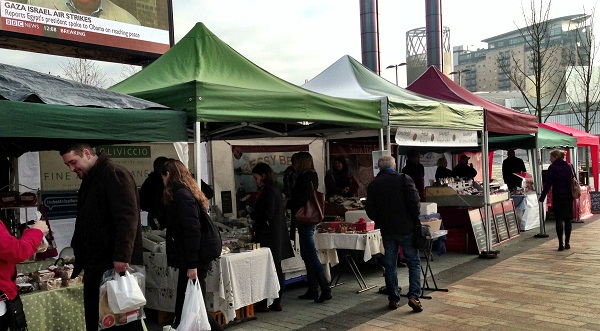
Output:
top-left (0, 220), bottom-right (48, 330)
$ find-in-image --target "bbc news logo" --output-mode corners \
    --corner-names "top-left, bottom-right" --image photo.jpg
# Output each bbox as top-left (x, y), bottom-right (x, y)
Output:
top-left (6, 19), bottom-right (24, 27)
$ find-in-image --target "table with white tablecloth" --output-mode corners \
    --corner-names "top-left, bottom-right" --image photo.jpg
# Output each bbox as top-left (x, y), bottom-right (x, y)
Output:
top-left (205, 248), bottom-right (280, 323)
top-left (144, 247), bottom-right (280, 324)
top-left (314, 230), bottom-right (383, 293)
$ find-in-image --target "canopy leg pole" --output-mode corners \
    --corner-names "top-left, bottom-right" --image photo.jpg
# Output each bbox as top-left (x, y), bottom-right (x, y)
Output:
top-left (194, 121), bottom-right (202, 187)
top-left (379, 128), bottom-right (385, 151)
top-left (386, 126), bottom-right (391, 152)
top-left (480, 130), bottom-right (498, 259)
top-left (534, 139), bottom-right (549, 238)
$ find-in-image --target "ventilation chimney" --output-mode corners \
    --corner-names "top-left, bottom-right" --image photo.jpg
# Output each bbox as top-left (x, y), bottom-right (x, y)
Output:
top-left (425, 0), bottom-right (443, 69)
top-left (360, 0), bottom-right (380, 75)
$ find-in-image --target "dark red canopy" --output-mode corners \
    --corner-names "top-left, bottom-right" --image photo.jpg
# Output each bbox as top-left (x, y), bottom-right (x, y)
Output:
top-left (407, 66), bottom-right (538, 134)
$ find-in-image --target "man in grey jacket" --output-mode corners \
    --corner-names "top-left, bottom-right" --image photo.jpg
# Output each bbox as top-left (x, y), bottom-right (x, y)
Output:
top-left (365, 155), bottom-right (423, 312)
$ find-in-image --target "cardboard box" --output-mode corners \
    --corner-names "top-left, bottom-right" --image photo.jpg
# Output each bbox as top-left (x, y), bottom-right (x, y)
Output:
top-left (420, 218), bottom-right (442, 232)
top-left (420, 202), bottom-right (438, 215)
top-left (353, 221), bottom-right (375, 232)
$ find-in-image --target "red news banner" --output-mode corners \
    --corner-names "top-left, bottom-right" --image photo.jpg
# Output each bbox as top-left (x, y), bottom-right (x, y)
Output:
top-left (1, 0), bottom-right (169, 54)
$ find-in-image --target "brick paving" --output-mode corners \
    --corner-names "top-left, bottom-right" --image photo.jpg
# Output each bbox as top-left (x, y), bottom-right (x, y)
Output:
top-left (146, 215), bottom-right (598, 330)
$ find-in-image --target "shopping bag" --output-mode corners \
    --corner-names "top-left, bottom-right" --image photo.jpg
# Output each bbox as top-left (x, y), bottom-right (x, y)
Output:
top-left (294, 182), bottom-right (324, 225)
top-left (413, 224), bottom-right (431, 250)
top-left (106, 270), bottom-right (146, 314)
top-left (570, 164), bottom-right (581, 199)
top-left (178, 279), bottom-right (210, 331)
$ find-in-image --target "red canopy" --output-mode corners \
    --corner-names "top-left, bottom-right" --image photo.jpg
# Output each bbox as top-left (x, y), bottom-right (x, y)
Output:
top-left (539, 122), bottom-right (599, 191)
top-left (407, 66), bottom-right (538, 134)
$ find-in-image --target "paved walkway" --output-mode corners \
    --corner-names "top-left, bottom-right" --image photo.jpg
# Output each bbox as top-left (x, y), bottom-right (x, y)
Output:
top-left (147, 215), bottom-right (598, 330)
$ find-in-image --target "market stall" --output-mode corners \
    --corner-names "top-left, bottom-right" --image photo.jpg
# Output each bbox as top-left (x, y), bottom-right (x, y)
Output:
top-left (408, 66), bottom-right (539, 254)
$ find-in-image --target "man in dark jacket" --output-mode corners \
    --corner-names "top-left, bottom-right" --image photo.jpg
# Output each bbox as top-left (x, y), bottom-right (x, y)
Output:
top-left (60, 143), bottom-right (143, 331)
top-left (365, 155), bottom-right (423, 313)
top-left (140, 156), bottom-right (168, 229)
top-left (502, 149), bottom-right (526, 190)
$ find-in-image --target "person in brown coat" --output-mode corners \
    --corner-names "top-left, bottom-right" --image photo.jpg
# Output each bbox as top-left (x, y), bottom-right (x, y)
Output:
top-left (60, 143), bottom-right (143, 331)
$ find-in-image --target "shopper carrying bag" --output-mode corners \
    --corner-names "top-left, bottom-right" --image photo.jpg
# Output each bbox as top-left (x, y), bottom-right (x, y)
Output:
top-left (178, 279), bottom-right (211, 331)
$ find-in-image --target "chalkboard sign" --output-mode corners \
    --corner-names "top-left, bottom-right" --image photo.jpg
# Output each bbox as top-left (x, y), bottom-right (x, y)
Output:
top-left (480, 207), bottom-right (499, 244)
top-left (591, 191), bottom-right (600, 214)
top-left (221, 191), bottom-right (233, 214)
top-left (494, 213), bottom-right (510, 241)
top-left (505, 210), bottom-right (520, 237)
top-left (470, 218), bottom-right (487, 254)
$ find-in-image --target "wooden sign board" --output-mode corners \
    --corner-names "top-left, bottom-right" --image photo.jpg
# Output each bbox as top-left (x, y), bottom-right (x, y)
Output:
top-left (492, 203), bottom-right (510, 242)
top-left (468, 210), bottom-right (487, 254)
top-left (479, 207), bottom-right (499, 244)
top-left (590, 191), bottom-right (600, 214)
top-left (502, 200), bottom-right (520, 238)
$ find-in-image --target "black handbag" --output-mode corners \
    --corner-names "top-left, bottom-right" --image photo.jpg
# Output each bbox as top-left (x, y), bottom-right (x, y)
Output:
top-left (0, 289), bottom-right (28, 331)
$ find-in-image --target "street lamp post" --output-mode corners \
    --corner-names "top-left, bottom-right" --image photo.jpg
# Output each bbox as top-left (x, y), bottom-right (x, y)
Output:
top-left (449, 69), bottom-right (471, 86)
top-left (386, 63), bottom-right (407, 86)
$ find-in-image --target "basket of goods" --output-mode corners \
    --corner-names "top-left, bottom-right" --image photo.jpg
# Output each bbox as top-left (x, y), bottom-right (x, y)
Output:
top-left (0, 191), bottom-right (19, 208)
top-left (18, 192), bottom-right (38, 206)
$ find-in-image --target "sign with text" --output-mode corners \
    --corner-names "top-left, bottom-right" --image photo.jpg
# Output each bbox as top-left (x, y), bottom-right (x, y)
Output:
top-left (394, 127), bottom-right (478, 147)
top-left (39, 143), bottom-right (180, 191)
top-left (41, 191), bottom-right (78, 220)
top-left (0, 0), bottom-right (171, 57)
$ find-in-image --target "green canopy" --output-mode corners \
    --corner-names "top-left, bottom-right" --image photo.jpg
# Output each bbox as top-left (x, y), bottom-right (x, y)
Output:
top-left (303, 55), bottom-right (483, 131)
top-left (110, 23), bottom-right (382, 140)
top-left (0, 63), bottom-right (187, 156)
top-left (487, 127), bottom-right (577, 150)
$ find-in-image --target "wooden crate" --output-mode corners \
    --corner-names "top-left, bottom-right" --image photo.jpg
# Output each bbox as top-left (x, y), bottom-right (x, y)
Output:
top-left (209, 304), bottom-right (255, 327)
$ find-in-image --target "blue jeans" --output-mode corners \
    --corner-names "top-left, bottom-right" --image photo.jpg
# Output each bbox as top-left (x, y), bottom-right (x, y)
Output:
top-left (382, 233), bottom-right (421, 301)
top-left (298, 224), bottom-right (324, 291)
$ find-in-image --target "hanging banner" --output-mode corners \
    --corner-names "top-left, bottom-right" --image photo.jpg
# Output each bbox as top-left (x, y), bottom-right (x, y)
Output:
top-left (395, 127), bottom-right (478, 147)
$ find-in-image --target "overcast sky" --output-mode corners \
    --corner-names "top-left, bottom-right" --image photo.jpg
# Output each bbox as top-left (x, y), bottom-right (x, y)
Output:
top-left (1, 0), bottom-right (597, 88)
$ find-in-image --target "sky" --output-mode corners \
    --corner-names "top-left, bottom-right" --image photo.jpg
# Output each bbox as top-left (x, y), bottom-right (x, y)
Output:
top-left (1, 0), bottom-right (598, 88)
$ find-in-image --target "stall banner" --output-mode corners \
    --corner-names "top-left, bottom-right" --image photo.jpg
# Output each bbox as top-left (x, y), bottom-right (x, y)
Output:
top-left (232, 145), bottom-right (307, 217)
top-left (395, 127), bottom-right (477, 147)
top-left (329, 141), bottom-right (381, 197)
top-left (39, 143), bottom-right (181, 191)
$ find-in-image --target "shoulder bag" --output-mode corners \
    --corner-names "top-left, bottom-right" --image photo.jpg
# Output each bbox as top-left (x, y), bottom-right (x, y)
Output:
top-left (570, 164), bottom-right (581, 199)
top-left (295, 182), bottom-right (325, 225)
top-left (0, 289), bottom-right (28, 331)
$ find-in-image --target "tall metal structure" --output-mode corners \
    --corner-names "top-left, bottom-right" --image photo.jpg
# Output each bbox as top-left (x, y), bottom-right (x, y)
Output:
top-left (406, 26), bottom-right (451, 85)
top-left (359, 0), bottom-right (380, 75)
top-left (425, 0), bottom-right (443, 69)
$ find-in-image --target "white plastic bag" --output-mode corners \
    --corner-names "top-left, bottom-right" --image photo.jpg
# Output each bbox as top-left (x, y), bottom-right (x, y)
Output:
top-left (106, 270), bottom-right (147, 314)
top-left (178, 279), bottom-right (210, 331)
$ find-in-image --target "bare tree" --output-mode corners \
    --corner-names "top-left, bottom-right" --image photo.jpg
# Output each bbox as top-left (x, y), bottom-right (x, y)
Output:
top-left (497, 0), bottom-right (569, 122)
top-left (566, 7), bottom-right (600, 134)
top-left (59, 58), bottom-right (108, 88)
top-left (119, 65), bottom-right (142, 81)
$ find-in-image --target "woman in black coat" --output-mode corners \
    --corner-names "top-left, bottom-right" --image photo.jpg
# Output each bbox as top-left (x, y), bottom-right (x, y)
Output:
top-left (250, 163), bottom-right (294, 312)
top-left (162, 159), bottom-right (223, 330)
top-left (539, 149), bottom-right (575, 251)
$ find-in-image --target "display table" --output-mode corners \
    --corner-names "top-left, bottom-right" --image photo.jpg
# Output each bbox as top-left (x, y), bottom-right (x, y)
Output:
top-left (205, 248), bottom-right (280, 323)
top-left (21, 285), bottom-right (85, 331)
top-left (314, 230), bottom-right (383, 293)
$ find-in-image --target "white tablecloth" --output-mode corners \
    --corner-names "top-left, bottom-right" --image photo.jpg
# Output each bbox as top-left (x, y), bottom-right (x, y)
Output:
top-left (314, 229), bottom-right (383, 266)
top-left (143, 252), bottom-right (178, 312)
top-left (205, 248), bottom-right (280, 323)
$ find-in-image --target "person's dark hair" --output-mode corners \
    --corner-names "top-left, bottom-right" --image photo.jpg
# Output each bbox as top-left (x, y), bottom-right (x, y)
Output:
top-left (161, 159), bottom-right (208, 210)
top-left (295, 151), bottom-right (314, 172)
top-left (332, 155), bottom-right (348, 173)
top-left (252, 162), bottom-right (277, 185)
top-left (153, 156), bottom-right (168, 173)
top-left (59, 142), bottom-right (95, 156)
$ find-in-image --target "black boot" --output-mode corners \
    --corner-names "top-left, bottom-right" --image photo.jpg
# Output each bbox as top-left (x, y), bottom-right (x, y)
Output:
top-left (298, 290), bottom-right (318, 300)
top-left (315, 271), bottom-right (332, 303)
top-left (270, 298), bottom-right (282, 311)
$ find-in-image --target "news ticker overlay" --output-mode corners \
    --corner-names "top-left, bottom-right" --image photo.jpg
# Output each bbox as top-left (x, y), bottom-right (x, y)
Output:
top-left (1, 1), bottom-right (170, 54)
